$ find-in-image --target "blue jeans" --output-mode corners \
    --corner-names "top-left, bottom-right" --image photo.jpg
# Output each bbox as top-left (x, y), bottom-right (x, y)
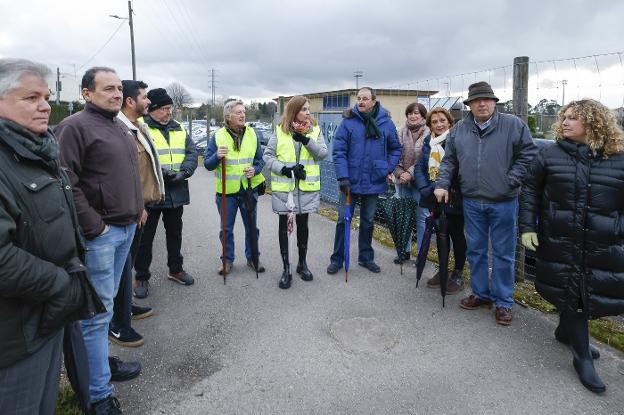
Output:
top-left (463, 198), bottom-right (518, 308)
top-left (330, 192), bottom-right (378, 265)
top-left (215, 192), bottom-right (259, 263)
top-left (81, 223), bottom-right (136, 403)
top-left (395, 184), bottom-right (427, 254)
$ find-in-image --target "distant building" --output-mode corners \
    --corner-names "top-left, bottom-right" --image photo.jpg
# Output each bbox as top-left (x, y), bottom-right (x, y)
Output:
top-left (275, 88), bottom-right (438, 127)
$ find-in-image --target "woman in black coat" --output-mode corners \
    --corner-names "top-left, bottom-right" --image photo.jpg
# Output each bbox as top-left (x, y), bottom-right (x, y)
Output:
top-left (519, 99), bottom-right (624, 394)
top-left (414, 107), bottom-right (466, 294)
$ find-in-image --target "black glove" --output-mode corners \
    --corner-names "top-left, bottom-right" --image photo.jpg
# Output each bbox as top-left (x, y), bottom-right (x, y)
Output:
top-left (292, 131), bottom-right (310, 145)
top-left (281, 166), bottom-right (294, 178)
top-left (162, 169), bottom-right (177, 183)
top-left (338, 178), bottom-right (351, 194)
top-left (293, 164), bottom-right (306, 180)
top-left (171, 171), bottom-right (187, 184)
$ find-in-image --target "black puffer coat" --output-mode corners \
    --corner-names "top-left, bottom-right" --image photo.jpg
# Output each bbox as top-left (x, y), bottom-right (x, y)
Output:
top-left (519, 139), bottom-right (624, 319)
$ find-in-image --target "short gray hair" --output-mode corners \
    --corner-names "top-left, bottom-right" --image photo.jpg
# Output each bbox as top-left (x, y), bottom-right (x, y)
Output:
top-left (223, 99), bottom-right (244, 122)
top-left (0, 58), bottom-right (51, 98)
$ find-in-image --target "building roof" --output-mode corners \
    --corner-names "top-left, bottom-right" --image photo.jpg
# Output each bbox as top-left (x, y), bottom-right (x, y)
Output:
top-left (275, 88), bottom-right (438, 101)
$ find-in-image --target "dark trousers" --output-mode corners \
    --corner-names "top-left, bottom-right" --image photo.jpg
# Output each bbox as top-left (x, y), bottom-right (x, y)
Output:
top-left (446, 214), bottom-right (467, 272)
top-left (111, 227), bottom-right (143, 330)
top-left (278, 213), bottom-right (309, 253)
top-left (135, 206), bottom-right (184, 281)
top-left (0, 330), bottom-right (63, 415)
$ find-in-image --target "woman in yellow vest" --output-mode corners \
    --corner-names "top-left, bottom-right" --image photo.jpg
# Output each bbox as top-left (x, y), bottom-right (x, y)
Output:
top-left (263, 96), bottom-right (328, 289)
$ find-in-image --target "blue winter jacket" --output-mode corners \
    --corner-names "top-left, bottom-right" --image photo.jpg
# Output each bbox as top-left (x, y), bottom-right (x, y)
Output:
top-left (332, 103), bottom-right (402, 195)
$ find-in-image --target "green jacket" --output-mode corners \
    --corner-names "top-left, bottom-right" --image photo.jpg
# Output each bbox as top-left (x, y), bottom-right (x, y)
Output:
top-left (0, 119), bottom-right (104, 368)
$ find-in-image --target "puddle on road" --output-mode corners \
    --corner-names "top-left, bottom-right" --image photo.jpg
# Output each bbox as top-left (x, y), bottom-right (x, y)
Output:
top-left (330, 317), bottom-right (398, 354)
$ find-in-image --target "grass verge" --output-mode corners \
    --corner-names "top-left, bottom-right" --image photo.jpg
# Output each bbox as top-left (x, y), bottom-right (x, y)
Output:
top-left (56, 375), bottom-right (81, 415)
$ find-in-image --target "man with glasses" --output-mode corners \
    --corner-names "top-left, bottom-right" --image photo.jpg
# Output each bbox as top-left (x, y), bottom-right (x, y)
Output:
top-left (133, 88), bottom-right (197, 296)
top-left (326, 87), bottom-right (402, 274)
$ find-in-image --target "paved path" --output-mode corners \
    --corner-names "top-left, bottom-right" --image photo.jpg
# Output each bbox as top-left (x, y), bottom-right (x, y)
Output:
top-left (112, 168), bottom-right (624, 415)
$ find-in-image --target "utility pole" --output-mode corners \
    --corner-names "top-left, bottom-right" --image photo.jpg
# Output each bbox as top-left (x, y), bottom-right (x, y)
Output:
top-left (110, 2), bottom-right (136, 80)
top-left (56, 67), bottom-right (61, 105)
top-left (561, 79), bottom-right (568, 106)
top-left (354, 70), bottom-right (363, 89)
top-left (128, 1), bottom-right (136, 80)
top-left (512, 56), bottom-right (529, 123)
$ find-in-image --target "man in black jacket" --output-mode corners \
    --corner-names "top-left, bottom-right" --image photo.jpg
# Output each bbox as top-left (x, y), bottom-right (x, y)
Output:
top-left (134, 88), bottom-right (198, 296)
top-left (0, 58), bottom-right (103, 414)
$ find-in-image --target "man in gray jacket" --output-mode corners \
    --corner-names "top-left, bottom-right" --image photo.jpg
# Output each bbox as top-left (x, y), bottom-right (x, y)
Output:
top-left (434, 81), bottom-right (537, 326)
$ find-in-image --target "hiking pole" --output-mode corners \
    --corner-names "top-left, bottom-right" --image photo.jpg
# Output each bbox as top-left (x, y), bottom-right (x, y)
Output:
top-left (221, 157), bottom-right (227, 285)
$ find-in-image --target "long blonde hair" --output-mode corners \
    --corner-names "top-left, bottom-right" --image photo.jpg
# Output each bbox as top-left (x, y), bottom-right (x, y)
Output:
top-left (552, 99), bottom-right (624, 158)
top-left (280, 95), bottom-right (317, 134)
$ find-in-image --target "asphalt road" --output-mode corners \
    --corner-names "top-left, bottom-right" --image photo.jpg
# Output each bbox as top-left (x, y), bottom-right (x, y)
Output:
top-left (112, 167), bottom-right (624, 415)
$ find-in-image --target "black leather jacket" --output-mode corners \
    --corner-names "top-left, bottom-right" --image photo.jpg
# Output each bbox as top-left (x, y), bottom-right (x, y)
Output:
top-left (0, 120), bottom-right (104, 368)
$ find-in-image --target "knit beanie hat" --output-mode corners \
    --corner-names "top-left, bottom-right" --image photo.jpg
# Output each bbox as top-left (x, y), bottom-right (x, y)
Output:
top-left (147, 88), bottom-right (173, 111)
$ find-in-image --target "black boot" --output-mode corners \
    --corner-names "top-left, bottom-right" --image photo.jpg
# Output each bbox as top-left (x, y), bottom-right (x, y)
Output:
top-left (278, 250), bottom-right (292, 289)
top-left (555, 313), bottom-right (600, 359)
top-left (563, 311), bottom-right (606, 393)
top-left (296, 245), bottom-right (313, 281)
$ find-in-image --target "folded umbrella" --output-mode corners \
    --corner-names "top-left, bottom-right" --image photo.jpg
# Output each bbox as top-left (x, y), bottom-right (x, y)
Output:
top-left (63, 322), bottom-right (91, 413)
top-left (415, 210), bottom-right (438, 287)
top-left (344, 190), bottom-right (352, 283)
top-left (381, 195), bottom-right (418, 275)
top-left (435, 210), bottom-right (450, 307)
top-left (286, 171), bottom-right (296, 281)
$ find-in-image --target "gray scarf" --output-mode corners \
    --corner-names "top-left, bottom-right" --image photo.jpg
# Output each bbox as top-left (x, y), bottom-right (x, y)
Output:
top-left (0, 119), bottom-right (59, 169)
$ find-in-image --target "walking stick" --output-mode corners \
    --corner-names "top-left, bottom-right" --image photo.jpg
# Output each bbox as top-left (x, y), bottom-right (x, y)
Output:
top-left (221, 157), bottom-right (227, 284)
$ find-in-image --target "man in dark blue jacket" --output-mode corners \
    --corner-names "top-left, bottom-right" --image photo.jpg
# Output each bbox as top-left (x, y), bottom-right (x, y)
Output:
top-left (327, 87), bottom-right (402, 274)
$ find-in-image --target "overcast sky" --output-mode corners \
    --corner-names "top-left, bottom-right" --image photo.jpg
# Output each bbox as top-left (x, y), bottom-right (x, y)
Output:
top-left (2, 0), bottom-right (624, 107)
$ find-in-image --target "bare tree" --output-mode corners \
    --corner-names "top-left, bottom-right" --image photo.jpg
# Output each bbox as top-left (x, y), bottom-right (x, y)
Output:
top-left (166, 82), bottom-right (193, 109)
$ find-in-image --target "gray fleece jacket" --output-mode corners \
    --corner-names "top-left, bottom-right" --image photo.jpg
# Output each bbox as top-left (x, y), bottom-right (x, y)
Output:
top-left (435, 111), bottom-right (537, 202)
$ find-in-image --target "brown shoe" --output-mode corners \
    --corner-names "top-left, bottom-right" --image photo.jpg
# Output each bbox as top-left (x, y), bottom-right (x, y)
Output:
top-left (446, 277), bottom-right (465, 295)
top-left (218, 262), bottom-right (233, 275)
top-left (426, 271), bottom-right (440, 288)
top-left (495, 307), bottom-right (513, 326)
top-left (459, 295), bottom-right (493, 310)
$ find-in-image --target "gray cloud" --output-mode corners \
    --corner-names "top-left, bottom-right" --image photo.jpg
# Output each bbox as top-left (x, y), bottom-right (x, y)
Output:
top-left (2, 0), bottom-right (623, 105)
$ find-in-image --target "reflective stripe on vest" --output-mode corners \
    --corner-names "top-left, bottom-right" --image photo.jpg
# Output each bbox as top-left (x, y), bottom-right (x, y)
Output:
top-left (214, 127), bottom-right (265, 194)
top-left (271, 125), bottom-right (321, 192)
top-left (144, 120), bottom-right (187, 172)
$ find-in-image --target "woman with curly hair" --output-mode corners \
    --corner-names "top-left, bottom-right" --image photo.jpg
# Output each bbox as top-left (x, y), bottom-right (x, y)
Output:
top-left (519, 99), bottom-right (624, 393)
top-left (263, 96), bottom-right (327, 289)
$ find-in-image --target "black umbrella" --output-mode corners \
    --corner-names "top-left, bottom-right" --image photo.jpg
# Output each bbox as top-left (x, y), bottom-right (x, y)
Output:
top-left (243, 178), bottom-right (260, 279)
top-left (415, 211), bottom-right (438, 286)
top-left (381, 196), bottom-right (419, 275)
top-left (435, 210), bottom-right (450, 307)
top-left (63, 321), bottom-right (91, 413)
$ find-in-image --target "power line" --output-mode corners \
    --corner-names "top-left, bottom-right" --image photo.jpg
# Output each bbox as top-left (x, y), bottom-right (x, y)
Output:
top-left (78, 20), bottom-right (126, 70)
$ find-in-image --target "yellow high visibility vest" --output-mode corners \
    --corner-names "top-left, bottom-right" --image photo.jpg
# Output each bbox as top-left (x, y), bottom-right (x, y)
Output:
top-left (214, 127), bottom-right (265, 194)
top-left (271, 125), bottom-right (321, 192)
top-left (142, 119), bottom-right (187, 172)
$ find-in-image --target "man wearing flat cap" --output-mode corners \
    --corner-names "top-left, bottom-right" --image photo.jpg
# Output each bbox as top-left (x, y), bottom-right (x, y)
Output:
top-left (434, 81), bottom-right (537, 326)
top-left (134, 88), bottom-right (198, 294)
